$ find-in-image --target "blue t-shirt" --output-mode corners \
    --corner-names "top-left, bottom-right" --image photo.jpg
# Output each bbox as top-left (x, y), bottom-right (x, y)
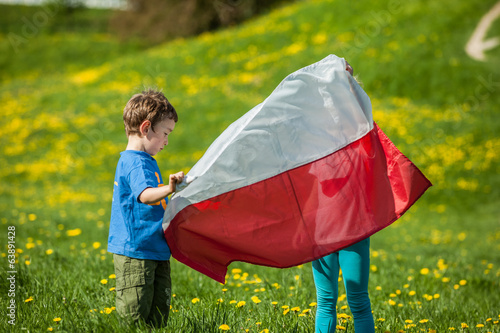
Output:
top-left (108, 150), bottom-right (171, 261)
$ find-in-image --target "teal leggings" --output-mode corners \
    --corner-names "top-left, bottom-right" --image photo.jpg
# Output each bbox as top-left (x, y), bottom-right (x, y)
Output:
top-left (312, 238), bottom-right (375, 333)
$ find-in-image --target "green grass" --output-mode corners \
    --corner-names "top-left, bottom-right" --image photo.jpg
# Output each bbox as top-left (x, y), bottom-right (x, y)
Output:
top-left (1, 0), bottom-right (499, 332)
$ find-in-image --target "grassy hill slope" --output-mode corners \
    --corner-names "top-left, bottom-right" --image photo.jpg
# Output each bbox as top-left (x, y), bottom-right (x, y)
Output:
top-left (1, 0), bottom-right (499, 331)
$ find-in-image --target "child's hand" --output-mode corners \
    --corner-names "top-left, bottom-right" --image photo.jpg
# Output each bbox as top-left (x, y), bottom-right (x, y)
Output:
top-left (168, 171), bottom-right (185, 192)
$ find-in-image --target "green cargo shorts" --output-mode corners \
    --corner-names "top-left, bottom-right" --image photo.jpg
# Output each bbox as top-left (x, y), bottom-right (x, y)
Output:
top-left (113, 254), bottom-right (171, 327)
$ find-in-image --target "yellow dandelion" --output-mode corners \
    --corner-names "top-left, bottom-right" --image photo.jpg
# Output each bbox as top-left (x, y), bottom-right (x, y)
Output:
top-left (442, 277), bottom-right (451, 283)
top-left (53, 318), bottom-right (61, 322)
top-left (100, 279), bottom-right (108, 285)
top-left (260, 329), bottom-right (269, 333)
top-left (419, 319), bottom-right (429, 323)
top-left (459, 279), bottom-right (467, 286)
top-left (46, 249), bottom-right (54, 255)
top-left (336, 326), bottom-right (346, 330)
top-left (25, 297), bottom-right (34, 303)
top-left (66, 228), bottom-right (82, 237)
top-left (192, 298), bottom-right (200, 304)
top-left (449, 328), bottom-right (456, 331)
top-left (312, 32), bottom-right (328, 45)
top-left (25, 260), bottom-right (31, 266)
top-left (309, 302), bottom-right (317, 307)
top-left (229, 300), bottom-right (237, 304)
top-left (284, 42), bottom-right (305, 56)
top-left (476, 324), bottom-right (484, 328)
top-left (291, 306), bottom-right (300, 312)
top-left (47, 328), bottom-right (53, 331)
top-left (109, 274), bottom-right (116, 279)
top-left (388, 299), bottom-right (396, 306)
top-left (283, 308), bottom-right (290, 315)
top-left (109, 287), bottom-right (115, 291)
top-left (420, 268), bottom-right (430, 275)
top-left (409, 290), bottom-right (416, 296)
top-left (405, 319), bottom-right (413, 324)
top-left (272, 301), bottom-right (278, 306)
top-left (219, 324), bottom-right (230, 331)
top-left (231, 268), bottom-right (242, 274)
top-left (251, 296), bottom-right (261, 304)
top-left (236, 301), bottom-right (246, 308)
top-left (461, 323), bottom-right (469, 328)
top-left (92, 242), bottom-right (101, 249)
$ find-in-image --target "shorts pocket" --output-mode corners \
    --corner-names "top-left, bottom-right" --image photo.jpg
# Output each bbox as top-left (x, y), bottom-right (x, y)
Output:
top-left (116, 271), bottom-right (145, 291)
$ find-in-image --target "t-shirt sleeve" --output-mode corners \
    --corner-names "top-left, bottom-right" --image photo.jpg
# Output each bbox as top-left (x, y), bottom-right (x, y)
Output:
top-left (128, 164), bottom-right (159, 203)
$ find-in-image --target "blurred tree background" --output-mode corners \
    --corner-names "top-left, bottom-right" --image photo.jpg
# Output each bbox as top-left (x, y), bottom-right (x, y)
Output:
top-left (110, 0), bottom-right (294, 43)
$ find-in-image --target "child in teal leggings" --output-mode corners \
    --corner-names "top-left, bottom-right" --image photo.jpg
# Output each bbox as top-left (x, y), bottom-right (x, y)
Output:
top-left (312, 238), bottom-right (375, 332)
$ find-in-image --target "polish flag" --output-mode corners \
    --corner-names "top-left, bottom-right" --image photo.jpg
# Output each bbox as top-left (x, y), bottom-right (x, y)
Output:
top-left (163, 55), bottom-right (431, 284)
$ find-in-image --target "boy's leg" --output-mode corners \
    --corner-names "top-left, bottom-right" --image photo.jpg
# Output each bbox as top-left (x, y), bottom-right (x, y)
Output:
top-left (339, 238), bottom-right (375, 333)
top-left (312, 252), bottom-right (340, 333)
top-left (113, 254), bottom-right (155, 323)
top-left (147, 259), bottom-right (172, 327)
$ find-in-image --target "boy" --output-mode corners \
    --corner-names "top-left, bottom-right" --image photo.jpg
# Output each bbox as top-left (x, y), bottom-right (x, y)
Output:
top-left (107, 89), bottom-right (184, 328)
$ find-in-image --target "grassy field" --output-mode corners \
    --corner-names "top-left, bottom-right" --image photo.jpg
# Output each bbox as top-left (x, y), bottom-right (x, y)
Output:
top-left (1, 0), bottom-right (499, 332)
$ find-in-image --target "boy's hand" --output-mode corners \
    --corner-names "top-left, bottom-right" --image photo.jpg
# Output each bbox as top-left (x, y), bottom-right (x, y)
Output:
top-left (138, 171), bottom-right (185, 204)
top-left (168, 171), bottom-right (185, 193)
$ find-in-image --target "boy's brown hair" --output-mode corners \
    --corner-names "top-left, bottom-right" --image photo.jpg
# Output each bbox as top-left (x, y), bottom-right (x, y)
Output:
top-left (123, 89), bottom-right (178, 136)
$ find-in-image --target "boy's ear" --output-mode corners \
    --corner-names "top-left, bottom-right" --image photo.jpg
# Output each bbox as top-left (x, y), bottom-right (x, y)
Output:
top-left (139, 120), bottom-right (151, 136)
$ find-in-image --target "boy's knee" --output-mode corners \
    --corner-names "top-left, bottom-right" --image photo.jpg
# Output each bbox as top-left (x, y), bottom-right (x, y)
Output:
top-left (116, 282), bottom-right (154, 321)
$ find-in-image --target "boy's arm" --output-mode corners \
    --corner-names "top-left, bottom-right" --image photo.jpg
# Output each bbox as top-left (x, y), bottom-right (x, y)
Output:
top-left (138, 172), bottom-right (184, 204)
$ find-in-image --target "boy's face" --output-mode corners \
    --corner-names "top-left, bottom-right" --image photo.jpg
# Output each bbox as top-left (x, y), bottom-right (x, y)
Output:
top-left (144, 118), bottom-right (176, 156)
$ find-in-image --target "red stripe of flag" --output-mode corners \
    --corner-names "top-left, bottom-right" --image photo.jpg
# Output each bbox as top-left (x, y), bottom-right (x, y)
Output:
top-left (165, 123), bottom-right (431, 283)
